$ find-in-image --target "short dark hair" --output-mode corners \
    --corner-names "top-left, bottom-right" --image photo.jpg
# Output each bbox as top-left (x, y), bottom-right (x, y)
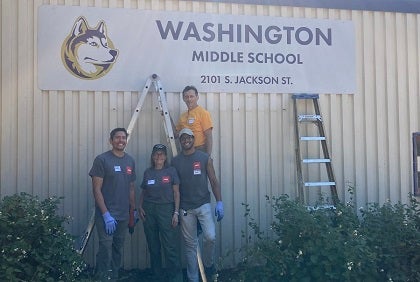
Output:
top-left (110, 128), bottom-right (128, 139)
top-left (182, 85), bottom-right (198, 96)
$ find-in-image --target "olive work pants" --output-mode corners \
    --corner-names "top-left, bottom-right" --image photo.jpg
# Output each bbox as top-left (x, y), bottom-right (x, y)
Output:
top-left (95, 214), bottom-right (128, 280)
top-left (143, 201), bottom-right (183, 282)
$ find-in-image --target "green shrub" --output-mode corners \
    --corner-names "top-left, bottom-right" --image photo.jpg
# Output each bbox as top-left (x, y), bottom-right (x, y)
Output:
top-left (359, 196), bottom-right (420, 281)
top-left (0, 192), bottom-right (86, 281)
top-left (231, 193), bottom-right (420, 282)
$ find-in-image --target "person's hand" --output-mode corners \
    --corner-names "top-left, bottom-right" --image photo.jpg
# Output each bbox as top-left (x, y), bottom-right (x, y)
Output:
top-left (171, 212), bottom-right (179, 227)
top-left (128, 208), bottom-right (139, 234)
top-left (215, 201), bottom-right (224, 222)
top-left (102, 211), bottom-right (117, 235)
top-left (139, 207), bottom-right (146, 221)
top-left (134, 209), bottom-right (140, 223)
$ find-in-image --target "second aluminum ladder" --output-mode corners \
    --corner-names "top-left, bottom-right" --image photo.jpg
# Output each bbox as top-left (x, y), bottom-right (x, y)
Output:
top-left (292, 94), bottom-right (339, 206)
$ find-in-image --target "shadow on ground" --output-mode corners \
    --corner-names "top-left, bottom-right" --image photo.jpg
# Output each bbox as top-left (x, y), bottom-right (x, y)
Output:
top-left (82, 267), bottom-right (238, 282)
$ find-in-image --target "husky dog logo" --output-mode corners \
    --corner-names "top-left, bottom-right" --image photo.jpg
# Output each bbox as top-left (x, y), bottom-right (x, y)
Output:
top-left (61, 16), bottom-right (119, 80)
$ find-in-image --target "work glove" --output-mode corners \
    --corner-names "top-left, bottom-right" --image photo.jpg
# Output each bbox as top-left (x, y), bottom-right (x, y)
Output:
top-left (215, 201), bottom-right (224, 222)
top-left (128, 208), bottom-right (139, 234)
top-left (102, 211), bottom-right (117, 235)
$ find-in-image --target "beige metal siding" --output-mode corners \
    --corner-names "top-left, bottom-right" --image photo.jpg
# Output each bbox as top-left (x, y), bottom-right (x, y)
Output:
top-left (1, 0), bottom-right (419, 269)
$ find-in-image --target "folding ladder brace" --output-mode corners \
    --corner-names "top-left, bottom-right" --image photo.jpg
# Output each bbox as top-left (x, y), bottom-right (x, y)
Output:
top-left (292, 94), bottom-right (339, 206)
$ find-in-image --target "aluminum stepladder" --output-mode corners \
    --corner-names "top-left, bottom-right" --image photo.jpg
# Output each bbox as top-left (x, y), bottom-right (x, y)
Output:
top-left (292, 94), bottom-right (339, 207)
top-left (126, 73), bottom-right (177, 153)
top-left (126, 74), bottom-right (208, 282)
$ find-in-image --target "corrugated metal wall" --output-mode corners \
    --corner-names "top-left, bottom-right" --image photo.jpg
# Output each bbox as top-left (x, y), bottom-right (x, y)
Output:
top-left (1, 0), bottom-right (419, 269)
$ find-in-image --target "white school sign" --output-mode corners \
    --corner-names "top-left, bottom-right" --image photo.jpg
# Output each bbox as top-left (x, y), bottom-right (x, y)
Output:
top-left (38, 5), bottom-right (355, 93)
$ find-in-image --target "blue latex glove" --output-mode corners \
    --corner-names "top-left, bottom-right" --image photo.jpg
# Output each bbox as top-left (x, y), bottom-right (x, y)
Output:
top-left (102, 211), bottom-right (117, 235)
top-left (215, 201), bottom-right (224, 222)
top-left (134, 209), bottom-right (140, 224)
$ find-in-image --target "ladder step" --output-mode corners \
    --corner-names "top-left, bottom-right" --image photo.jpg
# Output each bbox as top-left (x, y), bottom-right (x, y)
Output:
top-left (304, 182), bottom-right (336, 187)
top-left (298, 114), bottom-right (322, 122)
top-left (300, 136), bottom-right (326, 141)
top-left (292, 93), bottom-right (319, 99)
top-left (306, 204), bottom-right (336, 211)
top-left (303, 159), bottom-right (331, 163)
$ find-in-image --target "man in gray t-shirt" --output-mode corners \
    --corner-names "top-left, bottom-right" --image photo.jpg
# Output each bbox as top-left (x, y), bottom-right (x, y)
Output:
top-left (89, 128), bottom-right (136, 280)
top-left (172, 128), bottom-right (224, 282)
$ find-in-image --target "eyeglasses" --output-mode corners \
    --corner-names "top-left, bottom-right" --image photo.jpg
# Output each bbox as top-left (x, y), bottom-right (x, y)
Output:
top-left (180, 135), bottom-right (193, 142)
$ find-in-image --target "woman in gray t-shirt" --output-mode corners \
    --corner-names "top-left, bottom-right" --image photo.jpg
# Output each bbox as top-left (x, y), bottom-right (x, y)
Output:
top-left (138, 144), bottom-right (183, 282)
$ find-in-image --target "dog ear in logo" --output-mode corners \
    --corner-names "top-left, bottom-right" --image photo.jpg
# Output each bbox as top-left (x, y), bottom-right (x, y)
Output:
top-left (61, 16), bottom-right (119, 80)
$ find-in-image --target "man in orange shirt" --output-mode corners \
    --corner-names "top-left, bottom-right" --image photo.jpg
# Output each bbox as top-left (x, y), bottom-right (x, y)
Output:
top-left (175, 86), bottom-right (213, 155)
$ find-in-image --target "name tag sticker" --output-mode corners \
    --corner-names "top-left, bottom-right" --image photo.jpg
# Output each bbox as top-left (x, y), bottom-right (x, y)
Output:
top-left (188, 118), bottom-right (195, 124)
top-left (114, 166), bottom-right (121, 172)
top-left (148, 179), bottom-right (155, 185)
top-left (193, 162), bottom-right (201, 175)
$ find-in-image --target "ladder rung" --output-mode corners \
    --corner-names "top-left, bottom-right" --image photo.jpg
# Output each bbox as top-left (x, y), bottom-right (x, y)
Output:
top-left (306, 204), bottom-right (336, 211)
top-left (298, 114), bottom-right (322, 122)
top-left (292, 94), bottom-right (319, 99)
top-left (300, 136), bottom-right (326, 141)
top-left (304, 182), bottom-right (336, 187)
top-left (303, 159), bottom-right (331, 163)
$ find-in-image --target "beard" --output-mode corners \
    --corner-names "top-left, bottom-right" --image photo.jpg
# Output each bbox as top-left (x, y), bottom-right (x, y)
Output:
top-left (181, 141), bottom-right (194, 151)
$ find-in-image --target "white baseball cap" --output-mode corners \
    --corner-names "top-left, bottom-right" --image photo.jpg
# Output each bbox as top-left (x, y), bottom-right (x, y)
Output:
top-left (179, 128), bottom-right (194, 137)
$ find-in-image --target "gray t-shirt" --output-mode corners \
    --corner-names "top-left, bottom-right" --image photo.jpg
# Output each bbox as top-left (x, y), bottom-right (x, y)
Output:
top-left (172, 150), bottom-right (210, 210)
top-left (89, 150), bottom-right (136, 221)
top-left (141, 166), bottom-right (180, 204)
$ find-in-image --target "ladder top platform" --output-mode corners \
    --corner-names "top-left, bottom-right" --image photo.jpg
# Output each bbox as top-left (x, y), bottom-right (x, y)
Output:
top-left (292, 93), bottom-right (319, 99)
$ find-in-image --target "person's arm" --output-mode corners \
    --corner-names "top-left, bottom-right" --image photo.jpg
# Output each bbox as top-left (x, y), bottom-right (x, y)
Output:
top-left (93, 175), bottom-right (118, 234)
top-left (207, 158), bottom-right (224, 221)
top-left (92, 176), bottom-right (107, 214)
top-left (207, 158), bottom-right (221, 201)
top-left (204, 128), bottom-right (213, 155)
top-left (171, 184), bottom-right (180, 227)
top-left (129, 181), bottom-right (136, 210)
top-left (138, 189), bottom-right (146, 221)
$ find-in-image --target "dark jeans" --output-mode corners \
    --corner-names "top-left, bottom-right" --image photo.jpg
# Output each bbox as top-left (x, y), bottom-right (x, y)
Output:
top-left (143, 201), bottom-right (183, 282)
top-left (95, 214), bottom-right (128, 280)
